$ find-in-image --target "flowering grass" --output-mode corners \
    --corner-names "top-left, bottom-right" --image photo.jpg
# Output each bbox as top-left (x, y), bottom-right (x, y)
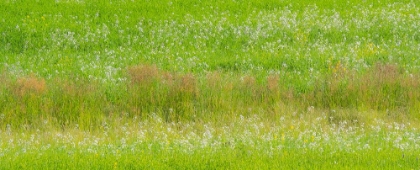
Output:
top-left (1, 0), bottom-right (420, 168)
top-left (1, 64), bottom-right (420, 127)
top-left (1, 115), bottom-right (420, 169)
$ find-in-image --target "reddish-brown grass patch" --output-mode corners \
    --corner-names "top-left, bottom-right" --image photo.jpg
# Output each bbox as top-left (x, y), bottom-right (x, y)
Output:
top-left (14, 74), bottom-right (47, 96)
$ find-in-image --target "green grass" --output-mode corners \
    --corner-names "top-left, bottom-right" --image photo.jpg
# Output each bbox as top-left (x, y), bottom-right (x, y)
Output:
top-left (2, 146), bottom-right (419, 169)
top-left (1, 0), bottom-right (420, 169)
top-left (1, 115), bottom-right (420, 169)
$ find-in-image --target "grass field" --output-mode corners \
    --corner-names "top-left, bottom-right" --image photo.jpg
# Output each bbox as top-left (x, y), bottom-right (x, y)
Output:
top-left (1, 0), bottom-right (420, 169)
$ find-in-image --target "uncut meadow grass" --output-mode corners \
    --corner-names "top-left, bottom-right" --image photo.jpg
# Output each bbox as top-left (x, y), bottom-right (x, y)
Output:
top-left (1, 0), bottom-right (420, 169)
top-left (1, 115), bottom-right (420, 169)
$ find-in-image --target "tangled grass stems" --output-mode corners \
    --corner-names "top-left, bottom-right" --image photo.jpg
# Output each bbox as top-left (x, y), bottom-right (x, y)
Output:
top-left (0, 63), bottom-right (419, 129)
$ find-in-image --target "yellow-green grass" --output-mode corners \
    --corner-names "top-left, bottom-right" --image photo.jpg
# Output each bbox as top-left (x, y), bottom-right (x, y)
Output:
top-left (1, 115), bottom-right (420, 169)
top-left (1, 63), bottom-right (420, 128)
top-left (1, 0), bottom-right (420, 168)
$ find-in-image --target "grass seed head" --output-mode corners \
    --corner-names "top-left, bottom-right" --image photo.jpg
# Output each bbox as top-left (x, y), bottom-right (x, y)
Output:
top-left (267, 74), bottom-right (279, 92)
top-left (128, 65), bottom-right (159, 85)
top-left (180, 73), bottom-right (198, 96)
top-left (15, 74), bottom-right (47, 96)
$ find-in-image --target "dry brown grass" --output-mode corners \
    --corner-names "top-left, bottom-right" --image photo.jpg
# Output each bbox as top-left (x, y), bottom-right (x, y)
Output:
top-left (14, 74), bottom-right (47, 97)
top-left (179, 73), bottom-right (198, 96)
top-left (54, 78), bottom-right (96, 97)
top-left (242, 75), bottom-right (256, 89)
top-left (162, 71), bottom-right (176, 86)
top-left (127, 65), bottom-right (159, 85)
top-left (267, 74), bottom-right (279, 92)
top-left (364, 63), bottom-right (400, 87)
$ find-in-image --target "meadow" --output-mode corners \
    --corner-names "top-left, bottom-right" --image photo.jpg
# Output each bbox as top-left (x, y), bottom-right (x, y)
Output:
top-left (1, 0), bottom-right (420, 169)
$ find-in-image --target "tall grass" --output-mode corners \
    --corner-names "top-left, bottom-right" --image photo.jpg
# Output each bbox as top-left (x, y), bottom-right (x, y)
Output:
top-left (1, 0), bottom-right (420, 168)
top-left (1, 63), bottom-right (420, 129)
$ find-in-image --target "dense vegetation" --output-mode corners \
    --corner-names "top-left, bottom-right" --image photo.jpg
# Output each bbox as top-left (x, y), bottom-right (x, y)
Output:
top-left (1, 0), bottom-right (420, 169)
